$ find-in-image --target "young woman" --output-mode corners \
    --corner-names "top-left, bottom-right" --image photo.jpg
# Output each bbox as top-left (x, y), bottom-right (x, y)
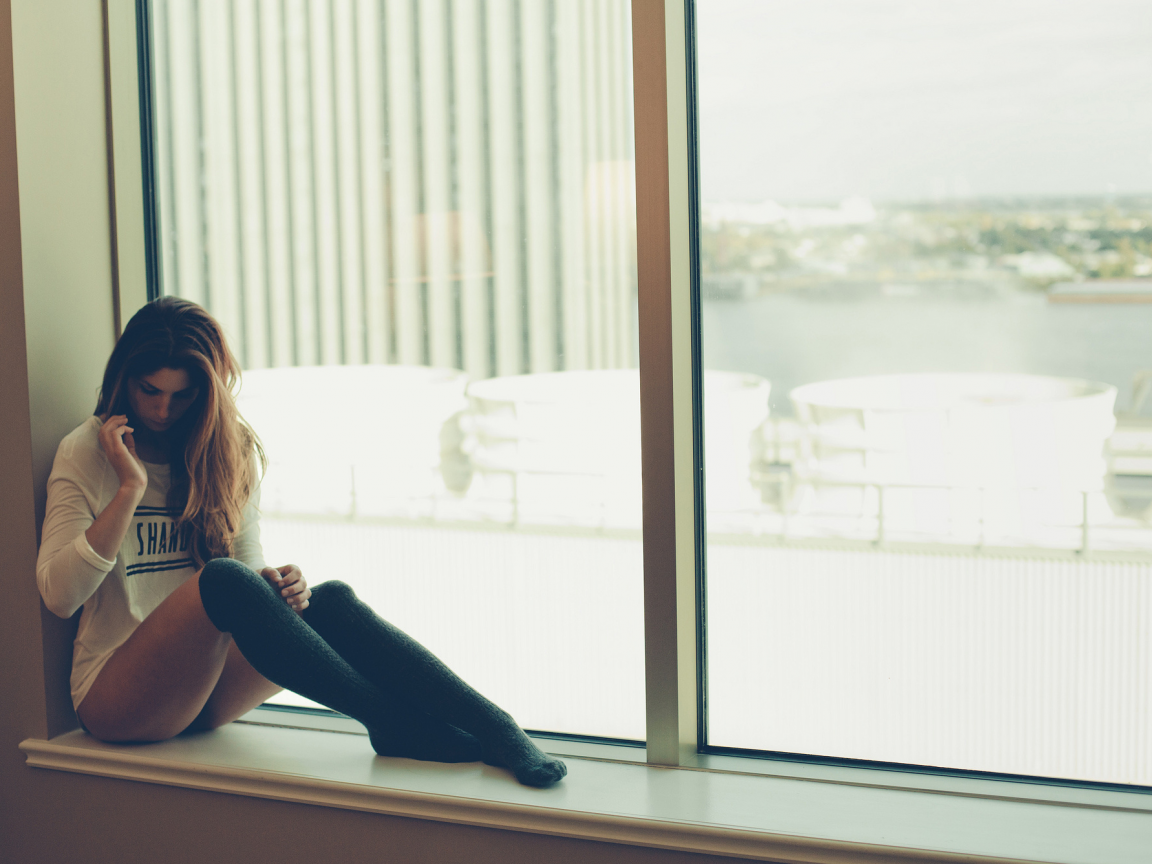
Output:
top-left (35, 297), bottom-right (566, 788)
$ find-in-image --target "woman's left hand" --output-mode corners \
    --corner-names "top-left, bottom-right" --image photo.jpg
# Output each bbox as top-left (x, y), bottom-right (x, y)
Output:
top-left (261, 564), bottom-right (311, 614)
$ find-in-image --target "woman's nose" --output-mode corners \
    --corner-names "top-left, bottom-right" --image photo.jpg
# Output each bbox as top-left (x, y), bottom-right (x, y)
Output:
top-left (156, 397), bottom-right (170, 419)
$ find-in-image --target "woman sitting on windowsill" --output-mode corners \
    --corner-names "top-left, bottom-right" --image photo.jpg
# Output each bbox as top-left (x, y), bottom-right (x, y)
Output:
top-left (34, 297), bottom-right (565, 788)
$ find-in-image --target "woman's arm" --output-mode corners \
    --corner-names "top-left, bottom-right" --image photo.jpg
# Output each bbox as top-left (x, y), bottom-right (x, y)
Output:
top-left (231, 479), bottom-right (310, 613)
top-left (37, 416), bottom-right (148, 619)
top-left (83, 484), bottom-right (146, 561)
top-left (37, 474), bottom-right (120, 619)
top-left (84, 415), bottom-right (147, 559)
top-left (232, 480), bottom-right (266, 573)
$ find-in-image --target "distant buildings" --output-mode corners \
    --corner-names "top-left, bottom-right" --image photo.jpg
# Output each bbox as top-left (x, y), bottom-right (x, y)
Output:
top-left (701, 197), bottom-right (1152, 299)
top-left (1049, 280), bottom-right (1152, 303)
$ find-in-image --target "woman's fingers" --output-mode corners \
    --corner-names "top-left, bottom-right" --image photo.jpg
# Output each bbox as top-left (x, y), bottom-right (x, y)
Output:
top-left (277, 563), bottom-right (302, 582)
top-left (97, 415), bottom-right (123, 446)
top-left (279, 577), bottom-right (310, 612)
top-left (275, 565), bottom-right (305, 592)
top-left (263, 564), bottom-right (308, 611)
top-left (98, 415), bottom-right (148, 490)
top-left (100, 416), bottom-right (134, 454)
top-left (287, 588), bottom-right (311, 613)
top-left (280, 579), bottom-right (307, 598)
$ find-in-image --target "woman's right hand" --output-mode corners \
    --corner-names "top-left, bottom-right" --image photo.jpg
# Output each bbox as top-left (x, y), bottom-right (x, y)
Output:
top-left (98, 414), bottom-right (148, 493)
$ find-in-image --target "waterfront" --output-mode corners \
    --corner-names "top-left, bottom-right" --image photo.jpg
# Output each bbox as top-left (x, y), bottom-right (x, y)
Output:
top-left (702, 289), bottom-right (1152, 418)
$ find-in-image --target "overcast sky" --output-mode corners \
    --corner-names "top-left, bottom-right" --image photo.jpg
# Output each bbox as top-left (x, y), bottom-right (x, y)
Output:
top-left (697, 0), bottom-right (1152, 203)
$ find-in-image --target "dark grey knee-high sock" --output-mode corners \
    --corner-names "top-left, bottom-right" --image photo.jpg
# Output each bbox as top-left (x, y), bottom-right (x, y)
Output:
top-left (302, 580), bottom-right (566, 788)
top-left (197, 558), bottom-right (480, 763)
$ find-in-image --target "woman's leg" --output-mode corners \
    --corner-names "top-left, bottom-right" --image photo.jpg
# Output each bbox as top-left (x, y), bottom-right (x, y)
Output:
top-left (300, 580), bottom-right (566, 788)
top-left (79, 565), bottom-right (476, 762)
top-left (76, 569), bottom-right (255, 741)
top-left (185, 639), bottom-right (284, 731)
top-left (196, 558), bottom-right (483, 765)
top-left (198, 561), bottom-right (565, 786)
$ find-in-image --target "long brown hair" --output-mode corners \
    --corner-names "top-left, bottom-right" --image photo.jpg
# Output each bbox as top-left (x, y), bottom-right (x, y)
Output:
top-left (96, 297), bottom-right (266, 567)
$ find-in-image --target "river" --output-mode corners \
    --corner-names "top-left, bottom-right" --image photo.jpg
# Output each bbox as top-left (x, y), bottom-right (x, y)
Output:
top-left (701, 290), bottom-right (1152, 416)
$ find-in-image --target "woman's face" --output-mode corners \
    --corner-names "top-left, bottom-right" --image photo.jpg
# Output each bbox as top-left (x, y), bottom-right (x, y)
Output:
top-left (127, 367), bottom-right (200, 434)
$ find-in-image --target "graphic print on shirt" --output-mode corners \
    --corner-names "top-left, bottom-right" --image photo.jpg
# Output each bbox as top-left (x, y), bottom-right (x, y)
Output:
top-left (126, 506), bottom-right (195, 576)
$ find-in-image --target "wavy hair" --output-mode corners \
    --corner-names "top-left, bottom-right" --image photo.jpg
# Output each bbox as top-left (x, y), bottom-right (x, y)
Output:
top-left (96, 297), bottom-right (266, 567)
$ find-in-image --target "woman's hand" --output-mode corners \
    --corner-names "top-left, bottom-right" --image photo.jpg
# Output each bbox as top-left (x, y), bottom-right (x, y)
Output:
top-left (86, 416), bottom-right (149, 561)
top-left (97, 414), bottom-right (148, 493)
top-left (261, 564), bottom-right (310, 614)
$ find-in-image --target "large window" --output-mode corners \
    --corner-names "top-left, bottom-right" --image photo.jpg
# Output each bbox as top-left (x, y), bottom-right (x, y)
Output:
top-left (143, 0), bottom-right (1152, 789)
top-left (147, 0), bottom-right (643, 740)
top-left (700, 0), bottom-right (1152, 785)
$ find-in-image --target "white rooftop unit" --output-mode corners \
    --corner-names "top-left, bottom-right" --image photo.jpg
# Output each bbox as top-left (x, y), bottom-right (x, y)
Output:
top-left (462, 369), bottom-right (771, 527)
top-left (237, 365), bottom-right (469, 518)
top-left (790, 373), bottom-right (1117, 544)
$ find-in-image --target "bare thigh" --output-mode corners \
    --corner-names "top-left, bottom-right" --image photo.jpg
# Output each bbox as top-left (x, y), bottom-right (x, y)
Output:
top-left (77, 569), bottom-right (281, 742)
top-left (187, 639), bottom-right (282, 732)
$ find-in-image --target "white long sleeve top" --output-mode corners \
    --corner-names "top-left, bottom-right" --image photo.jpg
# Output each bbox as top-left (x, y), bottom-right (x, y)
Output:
top-left (36, 416), bottom-right (266, 709)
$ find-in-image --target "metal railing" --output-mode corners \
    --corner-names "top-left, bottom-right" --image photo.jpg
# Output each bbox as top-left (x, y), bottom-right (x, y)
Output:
top-left (252, 455), bottom-right (1152, 561)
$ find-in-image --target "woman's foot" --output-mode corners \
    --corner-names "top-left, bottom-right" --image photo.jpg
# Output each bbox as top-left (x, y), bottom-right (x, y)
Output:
top-left (479, 710), bottom-right (567, 787)
top-left (485, 746), bottom-right (567, 788)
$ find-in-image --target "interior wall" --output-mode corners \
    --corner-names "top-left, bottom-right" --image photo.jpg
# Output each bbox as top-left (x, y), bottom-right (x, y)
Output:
top-left (0, 1), bottom-right (748, 861)
top-left (11, 0), bottom-right (115, 740)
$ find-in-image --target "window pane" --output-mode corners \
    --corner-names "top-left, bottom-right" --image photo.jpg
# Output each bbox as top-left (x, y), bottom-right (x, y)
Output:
top-left (700, 0), bottom-right (1152, 783)
top-left (149, 0), bottom-right (642, 740)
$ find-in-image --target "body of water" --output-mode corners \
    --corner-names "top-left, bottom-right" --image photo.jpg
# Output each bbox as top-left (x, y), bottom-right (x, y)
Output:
top-left (702, 291), bottom-right (1152, 417)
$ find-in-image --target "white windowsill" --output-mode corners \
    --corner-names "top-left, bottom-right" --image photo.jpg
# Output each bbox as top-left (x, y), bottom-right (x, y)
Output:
top-left (20, 715), bottom-right (1152, 864)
